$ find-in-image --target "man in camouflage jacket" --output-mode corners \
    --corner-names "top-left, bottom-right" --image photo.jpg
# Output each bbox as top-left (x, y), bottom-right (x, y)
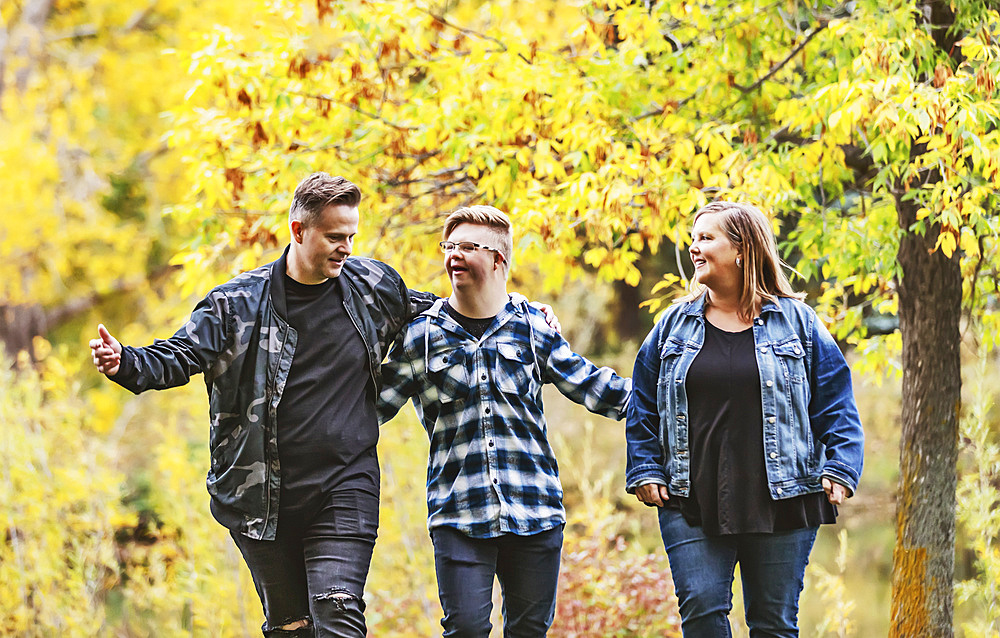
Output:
top-left (90, 173), bottom-right (428, 637)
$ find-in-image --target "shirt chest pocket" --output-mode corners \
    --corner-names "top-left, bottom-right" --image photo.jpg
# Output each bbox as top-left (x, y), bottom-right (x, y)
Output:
top-left (494, 341), bottom-right (537, 395)
top-left (426, 346), bottom-right (472, 403)
top-left (771, 338), bottom-right (806, 383)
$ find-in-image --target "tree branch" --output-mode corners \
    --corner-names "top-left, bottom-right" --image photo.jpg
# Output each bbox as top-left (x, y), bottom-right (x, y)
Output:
top-left (289, 91), bottom-right (418, 130)
top-left (13, 0), bottom-right (55, 93)
top-left (731, 22), bottom-right (828, 94)
top-left (417, 7), bottom-right (532, 65)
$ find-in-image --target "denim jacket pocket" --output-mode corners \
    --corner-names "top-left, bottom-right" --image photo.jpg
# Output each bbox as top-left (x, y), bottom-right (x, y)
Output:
top-left (427, 346), bottom-right (470, 403)
top-left (495, 340), bottom-right (536, 395)
top-left (659, 337), bottom-right (687, 360)
top-left (657, 338), bottom-right (687, 408)
top-left (772, 337), bottom-right (807, 383)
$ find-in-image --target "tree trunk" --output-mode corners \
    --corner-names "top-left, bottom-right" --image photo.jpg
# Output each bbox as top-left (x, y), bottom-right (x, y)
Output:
top-left (889, 198), bottom-right (962, 636)
top-left (0, 304), bottom-right (48, 360)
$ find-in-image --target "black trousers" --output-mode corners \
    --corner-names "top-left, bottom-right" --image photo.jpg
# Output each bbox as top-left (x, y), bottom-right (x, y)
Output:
top-left (230, 490), bottom-right (378, 637)
top-left (430, 525), bottom-right (564, 637)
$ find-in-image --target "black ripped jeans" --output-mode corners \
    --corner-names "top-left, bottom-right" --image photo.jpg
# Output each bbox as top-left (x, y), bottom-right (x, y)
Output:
top-left (231, 490), bottom-right (378, 638)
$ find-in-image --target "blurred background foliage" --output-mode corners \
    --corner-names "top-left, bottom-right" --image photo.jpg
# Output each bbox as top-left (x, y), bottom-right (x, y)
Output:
top-left (3, 0), bottom-right (1000, 635)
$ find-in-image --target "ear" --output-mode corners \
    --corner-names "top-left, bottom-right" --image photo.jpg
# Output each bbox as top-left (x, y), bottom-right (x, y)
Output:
top-left (290, 219), bottom-right (304, 243)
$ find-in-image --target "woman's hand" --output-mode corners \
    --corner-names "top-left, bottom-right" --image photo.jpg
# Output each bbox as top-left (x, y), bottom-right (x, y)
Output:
top-left (822, 477), bottom-right (848, 505)
top-left (635, 483), bottom-right (670, 507)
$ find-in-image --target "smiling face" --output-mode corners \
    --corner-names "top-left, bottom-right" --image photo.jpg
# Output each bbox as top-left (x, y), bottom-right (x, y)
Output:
top-left (444, 223), bottom-right (506, 292)
top-left (689, 212), bottom-right (742, 292)
top-left (288, 203), bottom-right (359, 283)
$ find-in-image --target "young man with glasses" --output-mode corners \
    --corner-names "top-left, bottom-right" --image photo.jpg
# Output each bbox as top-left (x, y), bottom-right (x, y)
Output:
top-left (378, 205), bottom-right (631, 637)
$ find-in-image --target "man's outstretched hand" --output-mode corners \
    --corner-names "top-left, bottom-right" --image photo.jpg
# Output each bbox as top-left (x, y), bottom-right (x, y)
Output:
top-left (90, 324), bottom-right (122, 377)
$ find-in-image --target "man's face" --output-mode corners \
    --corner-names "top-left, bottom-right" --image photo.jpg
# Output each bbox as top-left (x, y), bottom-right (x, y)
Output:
top-left (291, 204), bottom-right (359, 282)
top-left (444, 223), bottom-right (504, 292)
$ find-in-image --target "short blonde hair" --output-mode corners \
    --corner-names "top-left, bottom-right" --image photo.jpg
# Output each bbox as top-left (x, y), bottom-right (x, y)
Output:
top-left (689, 201), bottom-right (804, 321)
top-left (443, 205), bottom-right (514, 268)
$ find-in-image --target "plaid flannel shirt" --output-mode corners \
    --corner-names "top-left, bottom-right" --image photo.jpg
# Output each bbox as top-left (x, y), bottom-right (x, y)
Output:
top-left (378, 294), bottom-right (631, 538)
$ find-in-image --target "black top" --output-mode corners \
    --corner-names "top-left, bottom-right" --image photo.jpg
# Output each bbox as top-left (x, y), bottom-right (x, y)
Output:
top-left (277, 272), bottom-right (380, 514)
top-left (444, 300), bottom-right (496, 339)
top-left (668, 320), bottom-right (835, 535)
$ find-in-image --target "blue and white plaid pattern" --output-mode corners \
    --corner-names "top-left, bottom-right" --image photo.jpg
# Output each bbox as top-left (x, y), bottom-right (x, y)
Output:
top-left (379, 294), bottom-right (631, 539)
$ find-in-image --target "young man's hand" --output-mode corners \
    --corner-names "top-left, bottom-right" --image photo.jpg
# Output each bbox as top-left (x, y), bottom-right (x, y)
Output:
top-left (89, 324), bottom-right (122, 377)
top-left (530, 303), bottom-right (562, 334)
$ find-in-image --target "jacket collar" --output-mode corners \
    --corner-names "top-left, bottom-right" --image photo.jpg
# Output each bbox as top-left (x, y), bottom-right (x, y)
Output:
top-left (419, 293), bottom-right (527, 318)
top-left (268, 246), bottom-right (291, 322)
top-left (419, 293), bottom-right (527, 339)
top-left (680, 293), bottom-right (784, 318)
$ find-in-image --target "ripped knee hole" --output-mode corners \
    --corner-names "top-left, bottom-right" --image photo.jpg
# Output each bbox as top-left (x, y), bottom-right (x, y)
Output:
top-left (313, 587), bottom-right (361, 612)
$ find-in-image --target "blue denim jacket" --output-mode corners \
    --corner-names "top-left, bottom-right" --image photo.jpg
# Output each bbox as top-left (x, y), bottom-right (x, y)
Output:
top-left (625, 294), bottom-right (864, 500)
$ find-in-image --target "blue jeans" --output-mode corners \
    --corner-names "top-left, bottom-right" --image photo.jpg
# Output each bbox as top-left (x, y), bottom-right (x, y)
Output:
top-left (230, 490), bottom-right (378, 637)
top-left (430, 525), bottom-right (564, 637)
top-left (658, 508), bottom-right (817, 638)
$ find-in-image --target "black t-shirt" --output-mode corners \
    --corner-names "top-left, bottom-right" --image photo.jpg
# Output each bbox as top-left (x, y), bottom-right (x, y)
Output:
top-left (276, 273), bottom-right (379, 514)
top-left (444, 300), bottom-right (495, 339)
top-left (668, 320), bottom-right (835, 535)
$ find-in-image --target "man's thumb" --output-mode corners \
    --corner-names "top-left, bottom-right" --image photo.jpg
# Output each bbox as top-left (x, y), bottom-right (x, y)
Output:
top-left (98, 324), bottom-right (116, 347)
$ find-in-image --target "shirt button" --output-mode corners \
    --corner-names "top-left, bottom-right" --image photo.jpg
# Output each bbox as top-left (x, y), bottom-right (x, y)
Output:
top-left (765, 380), bottom-right (773, 387)
top-left (481, 374), bottom-right (487, 381)
top-left (493, 478), bottom-right (499, 485)
top-left (776, 487), bottom-right (783, 495)
top-left (769, 452), bottom-right (778, 459)
top-left (768, 417), bottom-right (776, 424)
top-left (489, 440), bottom-right (495, 447)
top-left (793, 347), bottom-right (801, 354)
top-left (485, 407), bottom-right (491, 415)
top-left (442, 356), bottom-right (449, 362)
top-left (760, 347), bottom-right (767, 353)
top-left (517, 350), bottom-right (522, 357)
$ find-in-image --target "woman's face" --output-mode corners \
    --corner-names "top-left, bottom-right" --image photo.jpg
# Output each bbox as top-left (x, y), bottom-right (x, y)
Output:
top-left (689, 212), bottom-right (741, 292)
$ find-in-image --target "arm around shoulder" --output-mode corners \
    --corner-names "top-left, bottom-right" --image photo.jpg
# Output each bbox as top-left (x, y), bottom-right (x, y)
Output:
top-left (534, 309), bottom-right (631, 420)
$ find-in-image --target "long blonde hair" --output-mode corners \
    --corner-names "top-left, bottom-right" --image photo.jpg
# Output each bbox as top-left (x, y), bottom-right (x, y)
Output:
top-left (688, 201), bottom-right (803, 321)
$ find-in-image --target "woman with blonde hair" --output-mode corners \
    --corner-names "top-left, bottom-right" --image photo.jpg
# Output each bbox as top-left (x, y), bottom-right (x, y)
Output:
top-left (625, 201), bottom-right (864, 636)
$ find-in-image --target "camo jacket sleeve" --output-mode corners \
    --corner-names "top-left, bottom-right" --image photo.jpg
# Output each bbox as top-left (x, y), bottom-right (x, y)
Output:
top-left (111, 287), bottom-right (232, 394)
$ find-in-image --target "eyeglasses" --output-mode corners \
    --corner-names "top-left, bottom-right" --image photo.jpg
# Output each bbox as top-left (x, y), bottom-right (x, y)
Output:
top-left (439, 241), bottom-right (506, 263)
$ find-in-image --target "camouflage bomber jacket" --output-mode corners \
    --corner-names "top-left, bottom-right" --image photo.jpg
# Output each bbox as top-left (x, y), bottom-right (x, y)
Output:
top-left (111, 248), bottom-right (420, 540)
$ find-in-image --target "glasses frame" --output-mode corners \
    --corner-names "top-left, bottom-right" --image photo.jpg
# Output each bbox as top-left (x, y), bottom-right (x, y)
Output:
top-left (439, 240), bottom-right (507, 263)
